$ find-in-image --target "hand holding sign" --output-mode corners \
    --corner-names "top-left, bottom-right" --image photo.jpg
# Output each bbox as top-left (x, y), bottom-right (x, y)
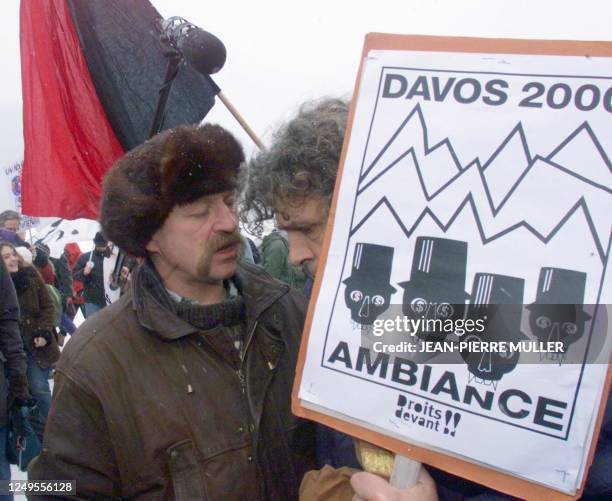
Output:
top-left (351, 465), bottom-right (437, 501)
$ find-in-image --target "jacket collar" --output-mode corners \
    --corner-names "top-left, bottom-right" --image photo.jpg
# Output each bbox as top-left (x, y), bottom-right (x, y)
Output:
top-left (235, 262), bottom-right (289, 333)
top-left (131, 261), bottom-right (289, 341)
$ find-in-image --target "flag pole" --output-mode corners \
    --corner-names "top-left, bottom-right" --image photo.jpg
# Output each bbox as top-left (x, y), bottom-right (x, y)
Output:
top-left (390, 455), bottom-right (422, 489)
top-left (204, 75), bottom-right (264, 151)
top-left (216, 91), bottom-right (265, 150)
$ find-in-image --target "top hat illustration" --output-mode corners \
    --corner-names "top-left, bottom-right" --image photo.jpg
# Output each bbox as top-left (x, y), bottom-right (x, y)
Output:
top-left (399, 237), bottom-right (469, 341)
top-left (461, 273), bottom-right (528, 382)
top-left (528, 268), bottom-right (590, 306)
top-left (343, 243), bottom-right (397, 325)
top-left (526, 267), bottom-right (591, 349)
top-left (400, 237), bottom-right (469, 295)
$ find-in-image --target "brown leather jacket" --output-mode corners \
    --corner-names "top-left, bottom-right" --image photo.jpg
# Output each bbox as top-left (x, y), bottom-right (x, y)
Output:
top-left (13, 266), bottom-right (60, 369)
top-left (28, 263), bottom-right (316, 500)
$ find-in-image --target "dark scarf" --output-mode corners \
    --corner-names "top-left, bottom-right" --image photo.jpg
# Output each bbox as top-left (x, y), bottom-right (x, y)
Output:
top-left (10, 266), bottom-right (38, 295)
top-left (134, 261), bottom-right (245, 331)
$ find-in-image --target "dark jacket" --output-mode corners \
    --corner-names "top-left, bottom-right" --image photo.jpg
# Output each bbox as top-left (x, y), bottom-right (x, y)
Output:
top-left (50, 255), bottom-right (73, 306)
top-left (11, 266), bottom-right (60, 369)
top-left (73, 250), bottom-right (107, 307)
top-left (29, 262), bottom-right (316, 500)
top-left (0, 260), bottom-right (30, 426)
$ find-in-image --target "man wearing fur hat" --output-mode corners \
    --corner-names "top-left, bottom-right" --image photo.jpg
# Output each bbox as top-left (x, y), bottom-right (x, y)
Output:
top-left (28, 124), bottom-right (316, 499)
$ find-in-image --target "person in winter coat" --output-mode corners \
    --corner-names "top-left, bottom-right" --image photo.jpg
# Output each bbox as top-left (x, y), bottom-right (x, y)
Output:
top-left (33, 243), bottom-right (75, 344)
top-left (28, 124), bottom-right (316, 499)
top-left (243, 98), bottom-right (611, 501)
top-left (0, 255), bottom-right (32, 495)
top-left (243, 100), bottom-right (362, 481)
top-left (1, 242), bottom-right (60, 421)
top-left (72, 232), bottom-right (111, 318)
top-left (47, 246), bottom-right (74, 307)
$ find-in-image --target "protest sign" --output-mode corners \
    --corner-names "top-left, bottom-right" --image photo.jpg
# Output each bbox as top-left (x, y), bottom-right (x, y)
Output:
top-left (0, 161), bottom-right (40, 231)
top-left (293, 34), bottom-right (611, 499)
top-left (1, 162), bottom-right (20, 212)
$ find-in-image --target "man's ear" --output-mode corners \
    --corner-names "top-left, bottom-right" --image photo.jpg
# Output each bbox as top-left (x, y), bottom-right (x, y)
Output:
top-left (145, 234), bottom-right (160, 255)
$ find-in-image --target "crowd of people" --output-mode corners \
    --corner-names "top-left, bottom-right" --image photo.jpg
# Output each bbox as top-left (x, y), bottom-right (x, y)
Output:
top-left (1, 98), bottom-right (609, 500)
top-left (0, 211), bottom-right (134, 496)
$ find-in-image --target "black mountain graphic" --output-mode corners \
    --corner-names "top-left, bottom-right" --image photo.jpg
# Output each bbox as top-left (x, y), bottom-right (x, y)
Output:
top-left (351, 195), bottom-right (605, 257)
top-left (354, 104), bottom-right (611, 262)
top-left (546, 121), bottom-right (612, 191)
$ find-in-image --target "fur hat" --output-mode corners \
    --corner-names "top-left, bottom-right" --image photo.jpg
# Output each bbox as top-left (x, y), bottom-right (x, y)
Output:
top-left (100, 124), bottom-right (244, 257)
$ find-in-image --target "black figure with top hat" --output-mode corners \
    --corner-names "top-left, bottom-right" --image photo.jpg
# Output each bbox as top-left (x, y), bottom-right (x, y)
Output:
top-left (399, 236), bottom-right (469, 343)
top-left (460, 273), bottom-right (528, 385)
top-left (526, 267), bottom-right (591, 358)
top-left (343, 242), bottom-right (396, 325)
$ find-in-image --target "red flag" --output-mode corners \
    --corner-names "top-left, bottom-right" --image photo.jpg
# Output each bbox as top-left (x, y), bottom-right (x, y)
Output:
top-left (20, 0), bottom-right (217, 219)
top-left (20, 0), bottom-right (124, 219)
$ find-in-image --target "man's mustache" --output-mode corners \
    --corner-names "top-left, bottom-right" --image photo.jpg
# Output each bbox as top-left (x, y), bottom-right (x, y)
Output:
top-left (208, 231), bottom-right (243, 253)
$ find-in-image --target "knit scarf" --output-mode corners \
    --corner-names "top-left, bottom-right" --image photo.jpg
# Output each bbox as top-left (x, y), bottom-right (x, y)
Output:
top-left (134, 261), bottom-right (246, 332)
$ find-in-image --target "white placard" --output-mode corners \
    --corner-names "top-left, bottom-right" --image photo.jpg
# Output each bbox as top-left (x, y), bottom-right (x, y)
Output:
top-left (298, 46), bottom-right (611, 495)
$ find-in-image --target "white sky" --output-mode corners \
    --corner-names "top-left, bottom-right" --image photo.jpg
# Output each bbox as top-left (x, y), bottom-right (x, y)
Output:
top-left (0, 0), bottom-right (610, 179)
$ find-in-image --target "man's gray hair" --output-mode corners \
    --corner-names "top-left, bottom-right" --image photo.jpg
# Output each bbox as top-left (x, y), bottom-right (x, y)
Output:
top-left (0, 210), bottom-right (19, 227)
top-left (240, 98), bottom-right (349, 236)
